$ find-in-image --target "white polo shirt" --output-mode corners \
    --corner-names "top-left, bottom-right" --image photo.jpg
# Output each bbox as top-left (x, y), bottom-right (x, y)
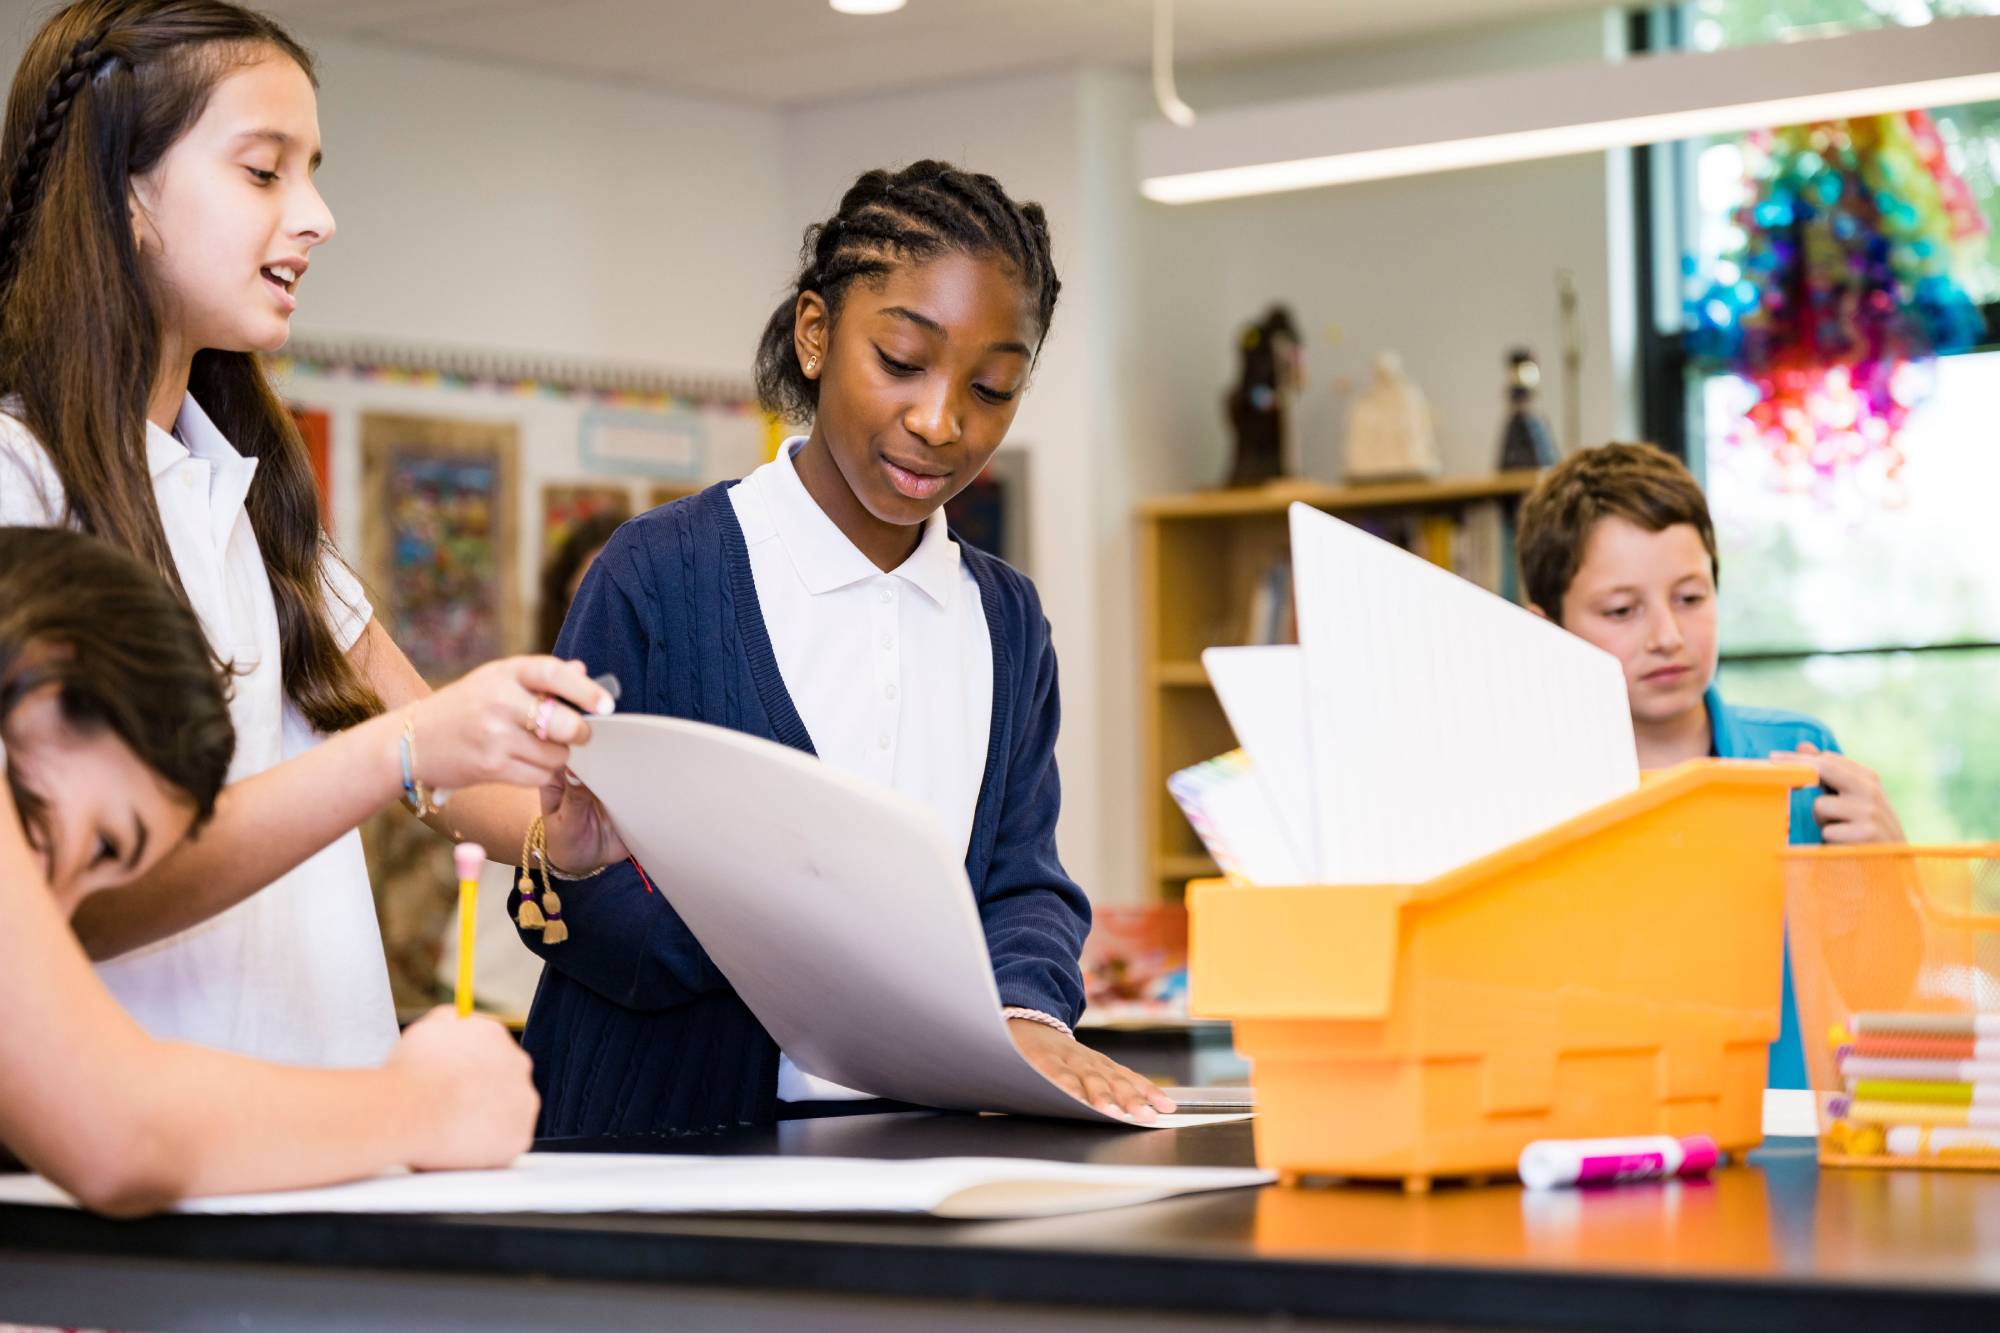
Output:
top-left (0, 395), bottom-right (397, 1067)
top-left (729, 440), bottom-right (992, 1100)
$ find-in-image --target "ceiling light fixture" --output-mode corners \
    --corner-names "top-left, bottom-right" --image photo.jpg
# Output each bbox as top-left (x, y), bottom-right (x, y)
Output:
top-left (1139, 15), bottom-right (2000, 204)
top-left (830, 0), bottom-right (906, 14)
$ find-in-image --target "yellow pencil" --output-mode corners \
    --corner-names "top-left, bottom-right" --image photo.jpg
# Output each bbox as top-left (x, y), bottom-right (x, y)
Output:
top-left (453, 842), bottom-right (484, 1017)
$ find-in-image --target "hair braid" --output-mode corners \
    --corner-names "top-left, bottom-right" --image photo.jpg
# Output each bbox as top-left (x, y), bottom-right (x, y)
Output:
top-left (754, 159), bottom-right (1062, 422)
top-left (0, 36), bottom-right (115, 294)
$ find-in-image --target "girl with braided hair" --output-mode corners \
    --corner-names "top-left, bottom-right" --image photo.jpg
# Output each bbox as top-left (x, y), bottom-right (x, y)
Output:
top-left (0, 527), bottom-right (536, 1214)
top-left (519, 161), bottom-right (1179, 1134)
top-left (0, 0), bottom-right (620, 1070)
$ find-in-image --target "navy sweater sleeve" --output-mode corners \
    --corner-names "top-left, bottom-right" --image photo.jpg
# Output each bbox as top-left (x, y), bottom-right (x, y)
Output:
top-left (977, 602), bottom-right (1091, 1027)
top-left (513, 532), bottom-right (730, 1011)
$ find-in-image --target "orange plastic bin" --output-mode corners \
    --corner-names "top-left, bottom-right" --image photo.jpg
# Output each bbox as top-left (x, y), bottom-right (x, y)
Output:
top-left (1188, 759), bottom-right (1811, 1192)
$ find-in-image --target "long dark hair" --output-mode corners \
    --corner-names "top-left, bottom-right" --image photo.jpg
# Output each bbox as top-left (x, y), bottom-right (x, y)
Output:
top-left (0, 0), bottom-right (380, 733)
top-left (754, 159), bottom-right (1062, 423)
top-left (0, 527), bottom-right (235, 849)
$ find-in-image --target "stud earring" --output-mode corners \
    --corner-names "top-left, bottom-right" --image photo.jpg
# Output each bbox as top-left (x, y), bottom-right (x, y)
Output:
top-left (805, 354), bottom-right (820, 374)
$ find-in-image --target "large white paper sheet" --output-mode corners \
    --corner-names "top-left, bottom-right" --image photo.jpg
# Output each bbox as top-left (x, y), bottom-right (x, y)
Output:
top-left (569, 716), bottom-right (1247, 1128)
top-left (0, 1153), bottom-right (1274, 1220)
top-left (1201, 645), bottom-right (1316, 878)
top-left (1288, 503), bottom-right (1639, 884)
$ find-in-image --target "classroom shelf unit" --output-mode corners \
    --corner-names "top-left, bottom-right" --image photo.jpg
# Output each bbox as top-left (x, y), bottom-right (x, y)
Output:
top-left (1137, 472), bottom-right (1543, 902)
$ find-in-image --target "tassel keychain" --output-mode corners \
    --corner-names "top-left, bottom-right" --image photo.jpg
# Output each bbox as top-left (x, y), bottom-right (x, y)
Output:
top-left (513, 815), bottom-right (587, 944)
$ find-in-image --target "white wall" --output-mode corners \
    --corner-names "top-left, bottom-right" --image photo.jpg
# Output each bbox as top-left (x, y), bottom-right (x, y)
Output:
top-left (1152, 9), bottom-right (1630, 482)
top-left (292, 31), bottom-right (789, 378)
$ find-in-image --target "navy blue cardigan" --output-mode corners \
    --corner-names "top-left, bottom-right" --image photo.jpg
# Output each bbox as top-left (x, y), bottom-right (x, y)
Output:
top-left (516, 482), bottom-right (1091, 1136)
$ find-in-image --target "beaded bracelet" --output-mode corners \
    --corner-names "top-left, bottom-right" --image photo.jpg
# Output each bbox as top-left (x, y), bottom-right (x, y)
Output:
top-left (398, 716), bottom-right (445, 818)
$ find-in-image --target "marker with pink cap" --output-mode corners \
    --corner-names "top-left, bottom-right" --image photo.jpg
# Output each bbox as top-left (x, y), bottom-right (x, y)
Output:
top-left (452, 842), bottom-right (485, 1017)
top-left (1517, 1134), bottom-right (1719, 1190)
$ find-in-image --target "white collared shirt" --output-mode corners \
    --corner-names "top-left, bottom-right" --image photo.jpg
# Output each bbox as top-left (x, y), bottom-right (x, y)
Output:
top-left (729, 440), bottom-right (992, 1100)
top-left (0, 395), bottom-right (397, 1067)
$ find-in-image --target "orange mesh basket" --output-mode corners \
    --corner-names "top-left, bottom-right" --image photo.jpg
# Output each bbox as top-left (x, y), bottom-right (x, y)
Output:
top-left (1784, 844), bottom-right (2000, 1170)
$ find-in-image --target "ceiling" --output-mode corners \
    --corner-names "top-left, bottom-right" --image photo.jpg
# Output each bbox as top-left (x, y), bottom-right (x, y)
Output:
top-left (259, 0), bottom-right (1611, 106)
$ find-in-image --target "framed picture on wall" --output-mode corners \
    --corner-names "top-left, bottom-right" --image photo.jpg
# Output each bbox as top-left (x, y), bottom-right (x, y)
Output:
top-left (360, 413), bottom-right (521, 682)
top-left (541, 483), bottom-right (630, 559)
top-left (944, 446), bottom-right (1031, 573)
top-left (290, 404), bottom-right (333, 527)
top-left (647, 483), bottom-right (700, 511)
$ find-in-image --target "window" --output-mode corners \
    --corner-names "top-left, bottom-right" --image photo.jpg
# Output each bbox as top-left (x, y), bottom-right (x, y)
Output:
top-left (1672, 0), bottom-right (2000, 841)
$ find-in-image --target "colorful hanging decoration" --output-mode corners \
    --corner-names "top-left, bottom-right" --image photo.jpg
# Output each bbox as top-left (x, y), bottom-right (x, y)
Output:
top-left (1686, 110), bottom-right (1987, 489)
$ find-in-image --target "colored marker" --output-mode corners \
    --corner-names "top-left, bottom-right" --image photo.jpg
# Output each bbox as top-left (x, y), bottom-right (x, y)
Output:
top-left (1886, 1126), bottom-right (2000, 1159)
top-left (1839, 1099), bottom-right (2000, 1130)
top-left (1847, 1080), bottom-right (2000, 1107)
top-left (1844, 1035), bottom-right (2000, 1062)
top-left (1851, 1013), bottom-right (2000, 1040)
top-left (454, 842), bottom-right (484, 1017)
top-left (1839, 1056), bottom-right (2000, 1084)
top-left (1517, 1135), bottom-right (1718, 1191)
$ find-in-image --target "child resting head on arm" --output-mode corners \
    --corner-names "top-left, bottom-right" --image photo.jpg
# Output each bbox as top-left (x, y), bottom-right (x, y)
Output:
top-left (0, 527), bottom-right (537, 1213)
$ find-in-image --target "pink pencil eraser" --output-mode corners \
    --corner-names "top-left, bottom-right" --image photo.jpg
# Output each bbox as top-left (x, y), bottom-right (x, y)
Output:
top-left (1678, 1135), bottom-right (1720, 1178)
top-left (453, 842), bottom-right (485, 880)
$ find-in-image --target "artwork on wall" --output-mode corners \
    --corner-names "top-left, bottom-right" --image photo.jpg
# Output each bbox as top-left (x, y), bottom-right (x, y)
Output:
top-left (541, 483), bottom-right (630, 560)
top-left (648, 483), bottom-right (700, 511)
top-left (943, 447), bottom-right (1031, 573)
top-left (579, 406), bottom-right (706, 480)
top-left (291, 404), bottom-right (333, 527)
top-left (360, 413), bottom-right (521, 682)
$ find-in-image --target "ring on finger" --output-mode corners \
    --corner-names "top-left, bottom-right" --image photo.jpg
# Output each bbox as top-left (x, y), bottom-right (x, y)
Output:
top-left (532, 696), bottom-right (556, 742)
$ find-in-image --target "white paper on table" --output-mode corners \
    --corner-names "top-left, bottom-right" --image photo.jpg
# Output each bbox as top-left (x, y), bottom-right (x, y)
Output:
top-left (1287, 503), bottom-right (1639, 884)
top-left (568, 715), bottom-right (1250, 1128)
top-left (0, 1153), bottom-right (1274, 1220)
top-left (1201, 645), bottom-right (1316, 877)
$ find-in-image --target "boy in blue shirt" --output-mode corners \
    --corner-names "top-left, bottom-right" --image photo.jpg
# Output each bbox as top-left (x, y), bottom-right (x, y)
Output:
top-left (1516, 442), bottom-right (1904, 1088)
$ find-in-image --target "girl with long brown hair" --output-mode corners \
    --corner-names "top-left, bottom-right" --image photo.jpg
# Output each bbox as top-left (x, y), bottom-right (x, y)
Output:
top-left (1, 526), bottom-right (536, 1215)
top-left (0, 0), bottom-right (624, 1067)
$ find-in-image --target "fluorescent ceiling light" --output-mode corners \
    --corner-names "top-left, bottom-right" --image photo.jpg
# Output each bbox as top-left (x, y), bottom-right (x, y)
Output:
top-left (830, 0), bottom-right (906, 13)
top-left (1140, 15), bottom-right (2000, 204)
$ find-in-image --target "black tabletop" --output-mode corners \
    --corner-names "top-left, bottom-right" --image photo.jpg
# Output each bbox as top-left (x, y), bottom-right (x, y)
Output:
top-left (4, 1113), bottom-right (2000, 1332)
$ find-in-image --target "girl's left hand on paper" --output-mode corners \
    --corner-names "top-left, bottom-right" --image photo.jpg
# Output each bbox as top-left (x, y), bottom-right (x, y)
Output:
top-left (540, 770), bottom-right (629, 872)
top-left (1008, 1019), bottom-right (1179, 1124)
top-left (1771, 741), bottom-right (1906, 845)
top-left (408, 657), bottom-right (613, 791)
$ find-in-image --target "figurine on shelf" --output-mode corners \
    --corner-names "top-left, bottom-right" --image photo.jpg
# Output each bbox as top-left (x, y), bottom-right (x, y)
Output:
top-left (1497, 347), bottom-right (1561, 471)
top-left (1343, 351), bottom-right (1442, 483)
top-left (1222, 305), bottom-right (1301, 489)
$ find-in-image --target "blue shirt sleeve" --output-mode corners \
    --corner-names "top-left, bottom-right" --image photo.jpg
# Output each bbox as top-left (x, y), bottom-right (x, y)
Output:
top-left (977, 616), bottom-right (1091, 1026)
top-left (512, 537), bottom-right (731, 1011)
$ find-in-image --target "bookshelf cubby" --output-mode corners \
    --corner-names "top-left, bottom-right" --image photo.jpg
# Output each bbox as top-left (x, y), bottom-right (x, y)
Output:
top-left (1137, 472), bottom-right (1543, 902)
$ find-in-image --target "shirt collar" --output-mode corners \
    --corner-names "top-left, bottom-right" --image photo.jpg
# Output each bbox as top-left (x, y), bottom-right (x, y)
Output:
top-left (145, 393), bottom-right (252, 471)
top-left (146, 394), bottom-right (259, 545)
top-left (759, 438), bottom-right (961, 608)
top-left (1703, 682), bottom-right (1745, 759)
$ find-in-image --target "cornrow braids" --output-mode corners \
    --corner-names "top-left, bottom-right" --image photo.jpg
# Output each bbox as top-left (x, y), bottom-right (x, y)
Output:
top-left (755, 159), bottom-right (1061, 422)
top-left (0, 37), bottom-right (118, 295)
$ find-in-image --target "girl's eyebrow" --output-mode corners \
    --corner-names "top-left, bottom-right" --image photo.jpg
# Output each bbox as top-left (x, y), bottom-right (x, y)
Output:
top-left (879, 306), bottom-right (1030, 358)
top-left (231, 128), bottom-right (323, 171)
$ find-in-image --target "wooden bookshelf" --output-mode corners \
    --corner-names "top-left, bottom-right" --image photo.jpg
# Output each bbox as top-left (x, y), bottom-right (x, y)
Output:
top-left (1138, 470), bottom-right (1542, 903)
